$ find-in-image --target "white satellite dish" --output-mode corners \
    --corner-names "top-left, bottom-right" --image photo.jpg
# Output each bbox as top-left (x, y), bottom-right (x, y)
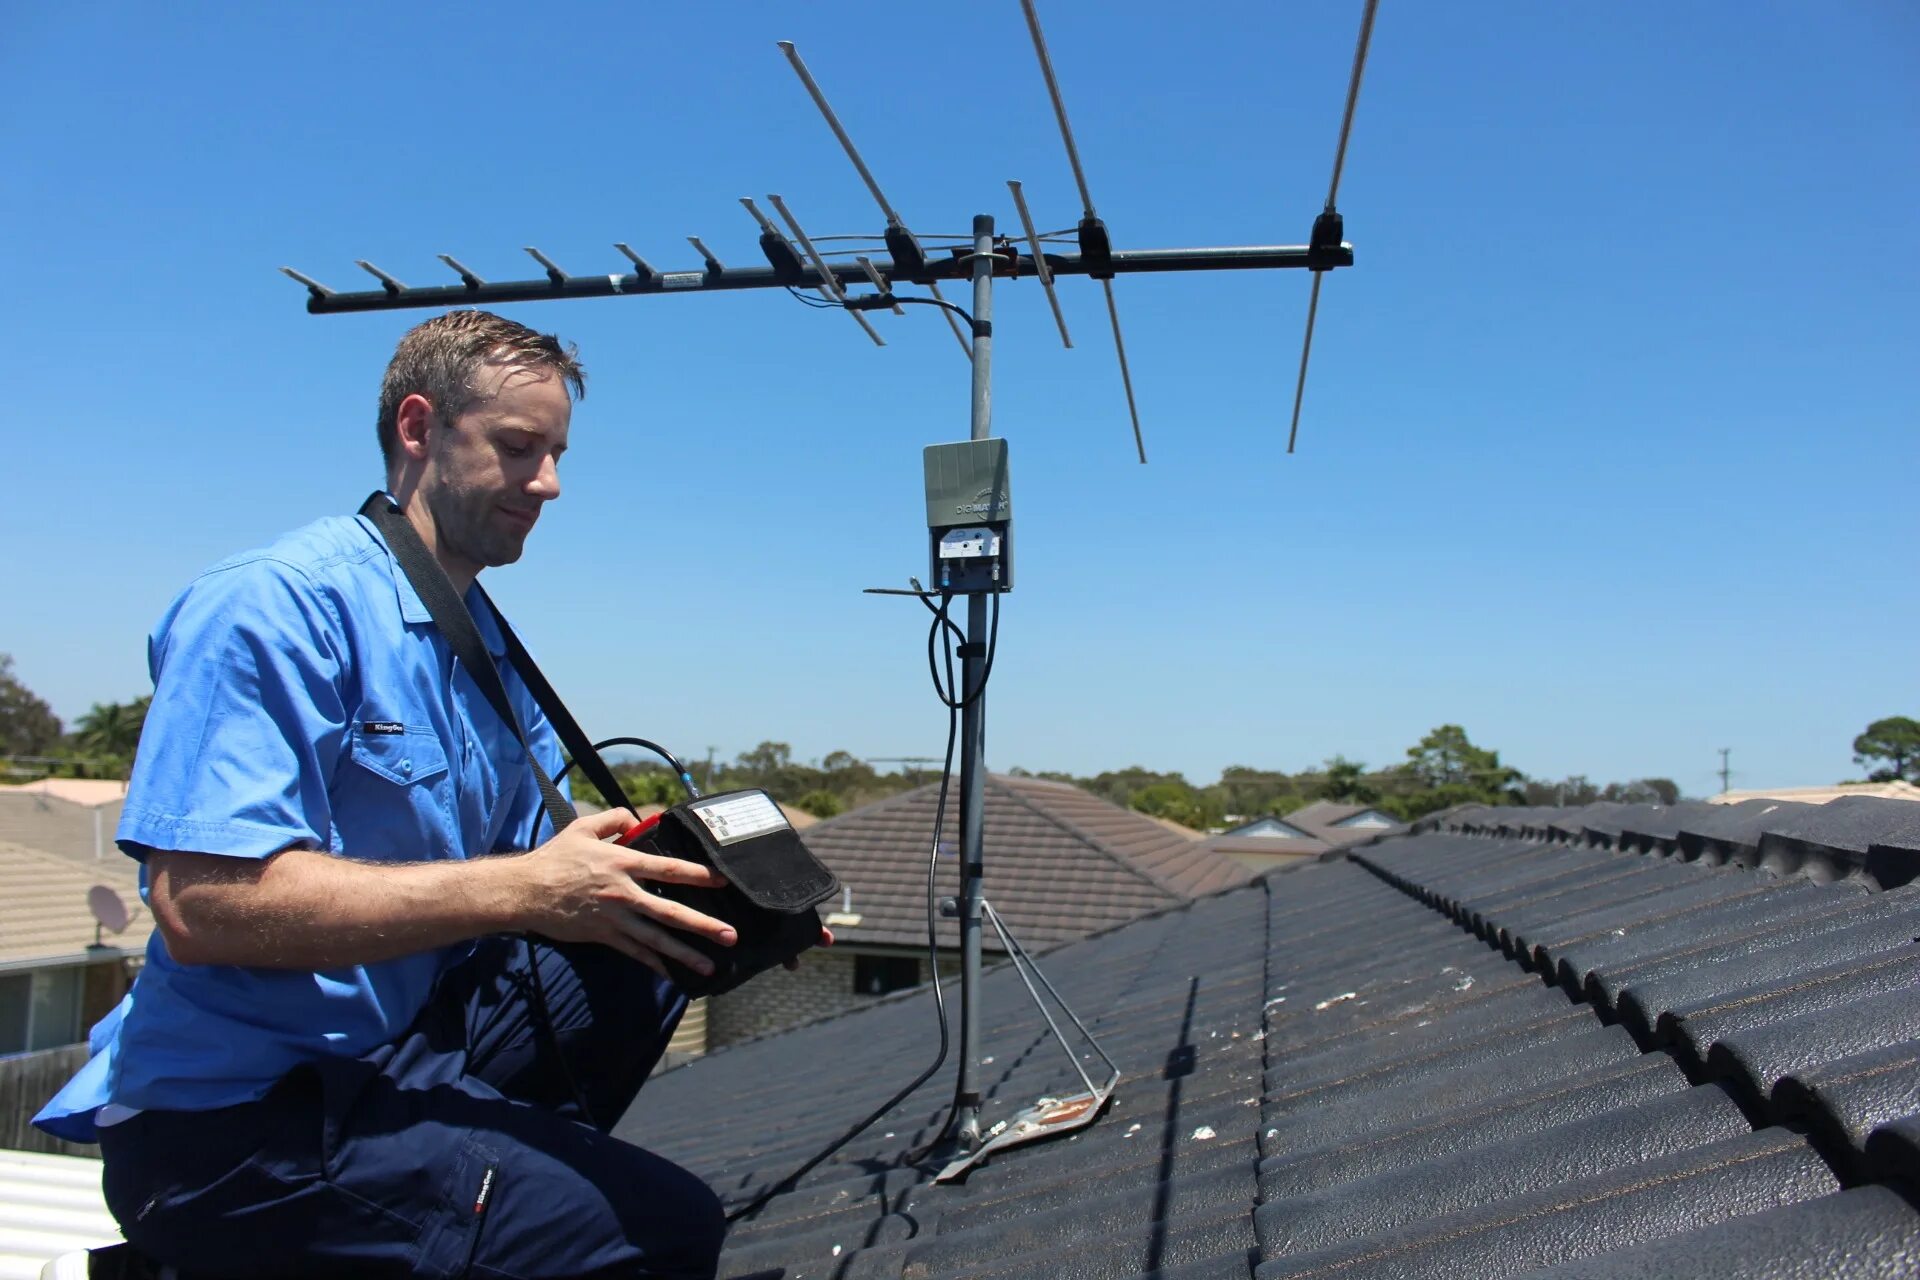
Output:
top-left (88, 885), bottom-right (131, 946)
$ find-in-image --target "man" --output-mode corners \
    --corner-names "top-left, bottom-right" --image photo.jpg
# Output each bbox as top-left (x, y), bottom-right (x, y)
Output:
top-left (39, 311), bottom-right (737, 1278)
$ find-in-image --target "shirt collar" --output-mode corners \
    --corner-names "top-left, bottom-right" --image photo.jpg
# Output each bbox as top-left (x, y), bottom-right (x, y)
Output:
top-left (359, 501), bottom-right (507, 659)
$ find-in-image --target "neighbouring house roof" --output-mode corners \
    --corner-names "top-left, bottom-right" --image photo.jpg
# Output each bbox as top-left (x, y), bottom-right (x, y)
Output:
top-left (0, 1147), bottom-right (121, 1277)
top-left (616, 793), bottom-right (1920, 1278)
top-left (0, 840), bottom-right (149, 968)
top-left (572, 798), bottom-right (821, 829)
top-left (1195, 832), bottom-right (1332, 868)
top-left (1713, 781), bottom-right (1920, 806)
top-left (1276, 799), bottom-right (1407, 847)
top-left (1221, 816), bottom-right (1317, 841)
top-left (794, 774), bottom-right (1254, 951)
top-left (0, 792), bottom-right (126, 869)
top-left (0, 779), bottom-right (127, 807)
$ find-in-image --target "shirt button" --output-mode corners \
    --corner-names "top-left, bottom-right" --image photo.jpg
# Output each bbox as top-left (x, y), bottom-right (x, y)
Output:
top-left (402, 760), bottom-right (413, 773)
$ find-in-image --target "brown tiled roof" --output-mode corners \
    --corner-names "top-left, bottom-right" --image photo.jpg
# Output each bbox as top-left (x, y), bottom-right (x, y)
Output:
top-left (1280, 799), bottom-right (1408, 848)
top-left (0, 839), bottom-right (150, 966)
top-left (574, 799), bottom-right (819, 829)
top-left (1197, 832), bottom-right (1332, 865)
top-left (797, 774), bottom-right (1253, 951)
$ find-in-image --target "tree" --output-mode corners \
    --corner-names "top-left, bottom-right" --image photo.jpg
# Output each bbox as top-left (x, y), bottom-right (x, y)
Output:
top-left (1319, 755), bottom-right (1378, 804)
top-left (69, 694), bottom-right (151, 778)
top-left (1388, 725), bottom-right (1524, 820)
top-left (0, 654), bottom-right (63, 758)
top-left (793, 790), bottom-right (844, 819)
top-left (1128, 781), bottom-right (1209, 829)
top-left (1853, 717), bottom-right (1920, 783)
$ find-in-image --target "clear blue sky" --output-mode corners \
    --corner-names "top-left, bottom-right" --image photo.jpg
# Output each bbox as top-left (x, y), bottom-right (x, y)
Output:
top-left (3, 2), bottom-right (1915, 796)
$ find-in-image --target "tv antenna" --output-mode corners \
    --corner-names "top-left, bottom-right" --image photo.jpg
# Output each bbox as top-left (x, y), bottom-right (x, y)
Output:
top-left (280, 0), bottom-right (1382, 1175)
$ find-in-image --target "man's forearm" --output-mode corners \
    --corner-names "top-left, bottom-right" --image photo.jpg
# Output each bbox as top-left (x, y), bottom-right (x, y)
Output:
top-left (152, 848), bottom-right (536, 969)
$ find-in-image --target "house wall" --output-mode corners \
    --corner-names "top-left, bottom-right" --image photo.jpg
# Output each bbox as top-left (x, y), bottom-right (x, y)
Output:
top-left (707, 950), bottom-right (960, 1049)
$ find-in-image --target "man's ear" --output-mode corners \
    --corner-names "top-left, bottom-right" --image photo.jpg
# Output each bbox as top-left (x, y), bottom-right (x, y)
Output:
top-left (394, 393), bottom-right (437, 463)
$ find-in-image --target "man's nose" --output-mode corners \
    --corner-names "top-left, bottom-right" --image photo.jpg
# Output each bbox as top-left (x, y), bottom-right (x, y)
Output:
top-left (529, 454), bottom-right (561, 501)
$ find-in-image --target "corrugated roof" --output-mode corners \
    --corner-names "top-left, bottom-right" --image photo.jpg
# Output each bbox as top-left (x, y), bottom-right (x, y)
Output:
top-left (0, 841), bottom-right (148, 966)
top-left (0, 1149), bottom-right (118, 1280)
top-left (617, 794), bottom-right (1920, 1278)
top-left (795, 775), bottom-right (1253, 951)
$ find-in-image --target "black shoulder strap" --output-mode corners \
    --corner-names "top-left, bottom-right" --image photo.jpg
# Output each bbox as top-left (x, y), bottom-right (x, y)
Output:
top-left (358, 493), bottom-right (635, 837)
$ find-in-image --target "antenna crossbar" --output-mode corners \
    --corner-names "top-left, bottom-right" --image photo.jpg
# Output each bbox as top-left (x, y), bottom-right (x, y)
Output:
top-left (284, 242), bottom-right (1348, 313)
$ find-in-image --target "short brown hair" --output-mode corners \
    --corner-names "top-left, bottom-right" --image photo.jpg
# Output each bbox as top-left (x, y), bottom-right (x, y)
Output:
top-left (376, 310), bottom-right (586, 471)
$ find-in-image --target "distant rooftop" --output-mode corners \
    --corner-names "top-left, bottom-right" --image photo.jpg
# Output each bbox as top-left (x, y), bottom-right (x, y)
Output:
top-left (1713, 781), bottom-right (1920, 806)
top-left (796, 774), bottom-right (1253, 951)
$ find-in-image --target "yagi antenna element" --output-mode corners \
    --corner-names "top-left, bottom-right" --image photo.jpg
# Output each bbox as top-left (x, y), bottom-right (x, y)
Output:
top-left (1289, 0), bottom-right (1379, 453)
top-left (777, 40), bottom-right (972, 358)
top-left (1016, 0), bottom-right (1147, 464)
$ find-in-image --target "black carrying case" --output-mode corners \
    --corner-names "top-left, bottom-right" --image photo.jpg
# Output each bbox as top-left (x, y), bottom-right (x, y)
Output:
top-left (629, 789), bottom-right (840, 997)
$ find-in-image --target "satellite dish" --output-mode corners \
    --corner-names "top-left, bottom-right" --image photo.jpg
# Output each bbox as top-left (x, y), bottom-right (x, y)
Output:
top-left (88, 885), bottom-right (131, 943)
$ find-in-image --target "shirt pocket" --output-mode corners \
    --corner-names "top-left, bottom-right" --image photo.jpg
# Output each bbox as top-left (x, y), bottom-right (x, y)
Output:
top-left (347, 725), bottom-right (451, 787)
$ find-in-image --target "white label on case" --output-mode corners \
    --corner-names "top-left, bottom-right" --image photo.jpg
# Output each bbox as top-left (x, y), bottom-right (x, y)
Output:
top-left (690, 791), bottom-right (790, 845)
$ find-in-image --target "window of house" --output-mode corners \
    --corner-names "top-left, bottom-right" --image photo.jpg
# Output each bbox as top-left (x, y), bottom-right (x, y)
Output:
top-left (0, 968), bottom-right (86, 1056)
top-left (0, 975), bottom-right (28, 1055)
top-left (853, 955), bottom-right (922, 997)
top-left (28, 967), bottom-right (83, 1052)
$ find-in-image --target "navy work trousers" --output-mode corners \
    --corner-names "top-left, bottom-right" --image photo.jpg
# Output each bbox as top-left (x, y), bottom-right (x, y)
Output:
top-left (97, 937), bottom-right (723, 1280)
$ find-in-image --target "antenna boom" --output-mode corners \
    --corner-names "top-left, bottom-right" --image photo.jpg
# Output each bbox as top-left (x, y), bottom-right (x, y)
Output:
top-left (293, 242), bottom-right (1348, 314)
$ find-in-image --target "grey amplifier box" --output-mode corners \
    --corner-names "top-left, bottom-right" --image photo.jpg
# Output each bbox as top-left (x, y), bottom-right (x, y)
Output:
top-left (923, 439), bottom-right (1012, 593)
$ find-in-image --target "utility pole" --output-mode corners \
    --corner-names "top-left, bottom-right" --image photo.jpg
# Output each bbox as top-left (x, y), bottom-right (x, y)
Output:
top-left (1718, 748), bottom-right (1732, 796)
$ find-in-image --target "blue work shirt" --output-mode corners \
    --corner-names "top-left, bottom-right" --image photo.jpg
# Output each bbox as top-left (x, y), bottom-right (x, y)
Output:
top-left (36, 511), bottom-right (565, 1143)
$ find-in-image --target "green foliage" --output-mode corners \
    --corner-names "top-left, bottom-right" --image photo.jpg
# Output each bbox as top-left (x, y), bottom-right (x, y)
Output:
top-left (1853, 716), bottom-right (1920, 783)
top-left (1381, 725), bottom-right (1525, 821)
top-left (793, 790), bottom-right (844, 819)
top-left (0, 654), bottom-right (63, 758)
top-left (69, 695), bottom-right (151, 778)
top-left (1319, 755), bottom-right (1378, 804)
top-left (1521, 775), bottom-right (1682, 807)
top-left (1127, 781), bottom-right (1208, 829)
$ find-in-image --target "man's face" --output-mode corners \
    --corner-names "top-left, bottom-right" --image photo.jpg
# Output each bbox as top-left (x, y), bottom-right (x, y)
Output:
top-left (418, 364), bottom-right (572, 579)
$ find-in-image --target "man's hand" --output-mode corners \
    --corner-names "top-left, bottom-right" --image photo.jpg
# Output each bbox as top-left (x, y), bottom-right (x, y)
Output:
top-left (515, 809), bottom-right (736, 979)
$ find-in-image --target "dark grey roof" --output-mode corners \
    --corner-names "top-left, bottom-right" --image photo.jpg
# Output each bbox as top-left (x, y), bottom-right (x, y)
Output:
top-left (616, 796), bottom-right (1920, 1279)
top-left (796, 775), bottom-right (1253, 951)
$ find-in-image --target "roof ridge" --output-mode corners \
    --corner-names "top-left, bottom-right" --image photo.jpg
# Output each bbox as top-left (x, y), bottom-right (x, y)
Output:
top-left (989, 776), bottom-right (1185, 902)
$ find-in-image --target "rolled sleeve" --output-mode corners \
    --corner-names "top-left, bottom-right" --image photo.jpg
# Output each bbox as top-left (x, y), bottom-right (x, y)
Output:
top-left (118, 556), bottom-right (349, 862)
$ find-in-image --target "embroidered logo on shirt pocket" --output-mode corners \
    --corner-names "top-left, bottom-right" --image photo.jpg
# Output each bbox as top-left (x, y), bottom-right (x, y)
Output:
top-left (348, 725), bottom-right (451, 786)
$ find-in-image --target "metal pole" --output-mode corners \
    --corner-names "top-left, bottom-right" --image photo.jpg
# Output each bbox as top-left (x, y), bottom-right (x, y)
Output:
top-left (954, 213), bottom-right (994, 1151)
